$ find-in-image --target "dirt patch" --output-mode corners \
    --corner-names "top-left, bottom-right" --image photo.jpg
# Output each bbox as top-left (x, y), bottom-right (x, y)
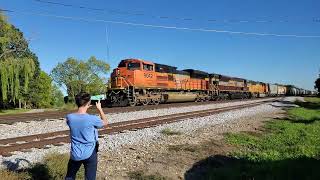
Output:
top-left (97, 109), bottom-right (283, 180)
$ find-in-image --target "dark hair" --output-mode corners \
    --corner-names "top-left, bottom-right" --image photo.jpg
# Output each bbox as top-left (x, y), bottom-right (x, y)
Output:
top-left (75, 92), bottom-right (91, 107)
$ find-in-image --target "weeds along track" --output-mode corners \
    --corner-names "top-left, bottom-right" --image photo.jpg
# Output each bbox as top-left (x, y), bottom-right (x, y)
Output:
top-left (0, 99), bottom-right (275, 157)
top-left (0, 98), bottom-right (276, 124)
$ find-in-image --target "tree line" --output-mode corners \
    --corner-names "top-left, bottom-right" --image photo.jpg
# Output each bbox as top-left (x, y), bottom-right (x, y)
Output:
top-left (315, 77), bottom-right (320, 95)
top-left (0, 12), bottom-right (110, 109)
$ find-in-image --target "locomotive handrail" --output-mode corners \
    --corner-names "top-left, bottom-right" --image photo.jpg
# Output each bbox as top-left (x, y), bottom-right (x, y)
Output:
top-left (118, 76), bottom-right (133, 87)
top-left (209, 84), bottom-right (219, 91)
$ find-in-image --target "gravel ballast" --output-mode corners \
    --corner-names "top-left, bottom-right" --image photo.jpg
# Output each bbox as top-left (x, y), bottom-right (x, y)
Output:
top-left (0, 97), bottom-right (300, 170)
top-left (0, 98), bottom-right (277, 139)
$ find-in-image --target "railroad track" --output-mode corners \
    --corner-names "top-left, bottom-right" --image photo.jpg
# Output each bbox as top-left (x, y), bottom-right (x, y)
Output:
top-left (0, 99), bottom-right (275, 157)
top-left (0, 98), bottom-right (276, 124)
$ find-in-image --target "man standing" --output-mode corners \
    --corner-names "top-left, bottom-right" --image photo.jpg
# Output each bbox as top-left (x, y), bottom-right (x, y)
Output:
top-left (65, 92), bottom-right (108, 180)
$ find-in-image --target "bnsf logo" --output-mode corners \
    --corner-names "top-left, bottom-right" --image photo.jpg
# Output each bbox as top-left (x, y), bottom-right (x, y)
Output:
top-left (144, 73), bottom-right (153, 78)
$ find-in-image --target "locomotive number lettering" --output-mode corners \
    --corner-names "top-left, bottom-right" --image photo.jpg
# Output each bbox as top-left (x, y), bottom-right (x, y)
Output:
top-left (144, 73), bottom-right (153, 78)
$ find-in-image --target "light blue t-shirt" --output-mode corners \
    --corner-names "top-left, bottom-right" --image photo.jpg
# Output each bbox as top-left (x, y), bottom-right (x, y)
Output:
top-left (66, 113), bottom-right (103, 161)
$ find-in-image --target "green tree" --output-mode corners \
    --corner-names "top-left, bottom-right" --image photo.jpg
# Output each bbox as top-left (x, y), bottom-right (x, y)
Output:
top-left (27, 71), bottom-right (64, 108)
top-left (0, 57), bottom-right (35, 106)
top-left (51, 84), bottom-right (64, 107)
top-left (315, 78), bottom-right (320, 94)
top-left (0, 14), bottom-right (28, 59)
top-left (50, 56), bottom-right (110, 100)
top-left (0, 12), bottom-right (40, 108)
top-left (27, 71), bottom-right (53, 108)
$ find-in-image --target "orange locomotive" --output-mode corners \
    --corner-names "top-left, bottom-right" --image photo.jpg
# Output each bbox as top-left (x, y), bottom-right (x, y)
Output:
top-left (107, 58), bottom-right (252, 106)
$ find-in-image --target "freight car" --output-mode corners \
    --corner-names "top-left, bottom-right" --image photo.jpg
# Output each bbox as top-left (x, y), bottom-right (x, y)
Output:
top-left (286, 86), bottom-right (314, 96)
top-left (286, 85), bottom-right (299, 96)
top-left (276, 84), bottom-right (287, 96)
top-left (268, 84), bottom-right (279, 96)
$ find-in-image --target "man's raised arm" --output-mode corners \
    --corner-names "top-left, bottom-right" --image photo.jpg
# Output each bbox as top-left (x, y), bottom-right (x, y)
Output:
top-left (96, 100), bottom-right (108, 126)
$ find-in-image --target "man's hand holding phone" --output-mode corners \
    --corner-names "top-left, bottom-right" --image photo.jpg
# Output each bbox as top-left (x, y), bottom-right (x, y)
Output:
top-left (95, 100), bottom-right (102, 110)
top-left (95, 100), bottom-right (107, 126)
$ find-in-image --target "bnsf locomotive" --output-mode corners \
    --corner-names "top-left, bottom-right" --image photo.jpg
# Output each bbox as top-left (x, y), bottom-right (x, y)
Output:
top-left (106, 58), bottom-right (314, 106)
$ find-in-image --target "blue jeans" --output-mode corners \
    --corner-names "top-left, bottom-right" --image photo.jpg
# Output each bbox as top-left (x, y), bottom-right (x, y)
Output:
top-left (65, 143), bottom-right (98, 180)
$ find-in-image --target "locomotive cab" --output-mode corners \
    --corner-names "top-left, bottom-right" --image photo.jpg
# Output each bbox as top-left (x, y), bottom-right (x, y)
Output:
top-left (111, 59), bottom-right (156, 89)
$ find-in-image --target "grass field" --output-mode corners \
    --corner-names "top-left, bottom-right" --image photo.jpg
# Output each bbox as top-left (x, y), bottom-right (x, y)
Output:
top-left (0, 108), bottom-right (59, 116)
top-left (194, 97), bottom-right (320, 180)
top-left (0, 109), bottom-right (29, 115)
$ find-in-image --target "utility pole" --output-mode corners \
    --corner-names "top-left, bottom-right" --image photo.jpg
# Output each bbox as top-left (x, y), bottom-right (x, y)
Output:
top-left (105, 26), bottom-right (110, 61)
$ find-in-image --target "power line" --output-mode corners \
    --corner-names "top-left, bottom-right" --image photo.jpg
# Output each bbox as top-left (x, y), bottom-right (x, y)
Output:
top-left (1, 8), bottom-right (320, 38)
top-left (33, 0), bottom-right (319, 24)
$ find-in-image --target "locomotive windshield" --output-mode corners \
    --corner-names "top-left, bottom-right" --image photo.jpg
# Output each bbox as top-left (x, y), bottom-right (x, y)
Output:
top-left (118, 61), bottom-right (127, 67)
top-left (143, 64), bottom-right (154, 71)
top-left (128, 62), bottom-right (141, 70)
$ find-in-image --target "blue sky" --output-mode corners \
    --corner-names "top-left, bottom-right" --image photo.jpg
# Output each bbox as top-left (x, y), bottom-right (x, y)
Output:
top-left (0, 0), bottom-right (319, 90)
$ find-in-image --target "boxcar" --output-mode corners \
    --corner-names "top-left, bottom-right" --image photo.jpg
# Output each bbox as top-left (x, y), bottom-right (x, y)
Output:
top-left (269, 84), bottom-right (278, 96)
top-left (277, 85), bottom-right (287, 96)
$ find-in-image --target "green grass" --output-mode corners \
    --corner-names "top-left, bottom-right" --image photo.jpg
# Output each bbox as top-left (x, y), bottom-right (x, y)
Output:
top-left (0, 108), bottom-right (58, 116)
top-left (294, 97), bottom-right (320, 110)
top-left (226, 119), bottom-right (320, 161)
top-left (0, 109), bottom-right (29, 115)
top-left (59, 103), bottom-right (77, 111)
top-left (0, 153), bottom-right (84, 180)
top-left (287, 107), bottom-right (320, 123)
top-left (186, 97), bottom-right (320, 180)
top-left (304, 97), bottom-right (320, 104)
top-left (160, 128), bottom-right (182, 136)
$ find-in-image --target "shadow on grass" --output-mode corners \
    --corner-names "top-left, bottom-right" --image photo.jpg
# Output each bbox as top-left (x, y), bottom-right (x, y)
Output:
top-left (295, 101), bottom-right (320, 110)
top-left (185, 155), bottom-right (320, 180)
top-left (1, 153), bottom-right (79, 180)
top-left (2, 159), bottom-right (32, 171)
top-left (2, 159), bottom-right (52, 179)
top-left (288, 118), bottom-right (318, 124)
top-left (28, 164), bottom-right (52, 180)
top-left (273, 116), bottom-right (318, 125)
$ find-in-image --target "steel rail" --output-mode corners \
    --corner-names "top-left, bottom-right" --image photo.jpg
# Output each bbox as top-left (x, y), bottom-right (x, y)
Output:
top-left (0, 100), bottom-right (274, 156)
top-left (0, 98), bottom-right (276, 124)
